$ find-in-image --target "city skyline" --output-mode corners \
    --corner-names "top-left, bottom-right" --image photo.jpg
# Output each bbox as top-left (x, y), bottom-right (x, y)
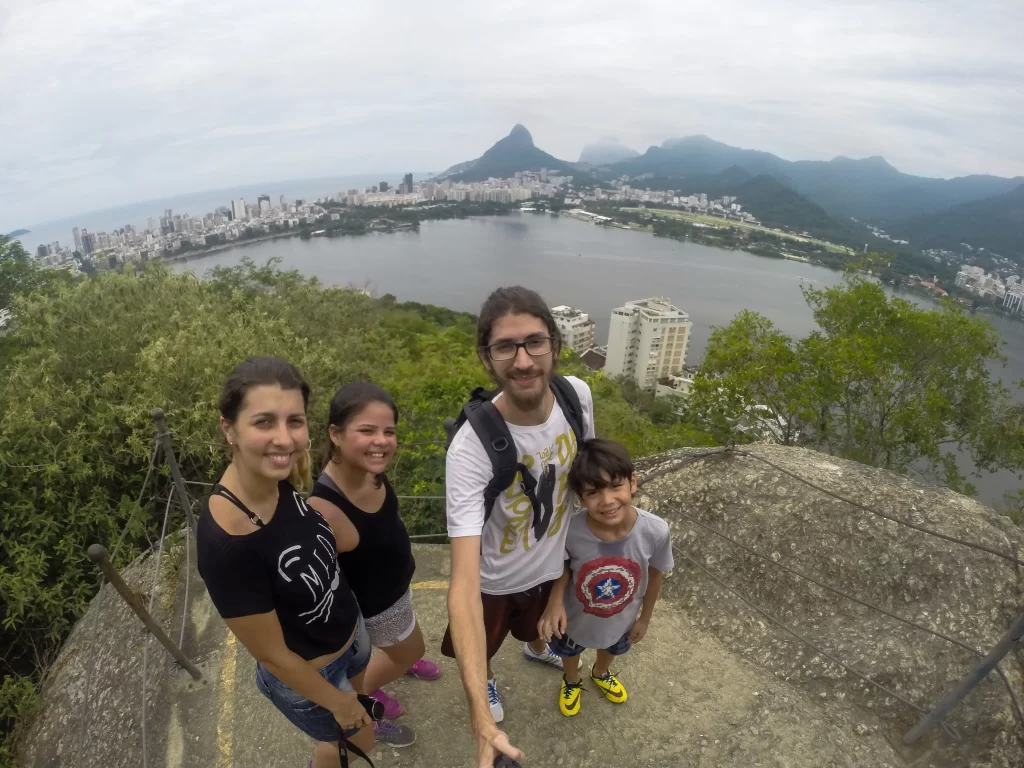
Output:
top-left (2, 0), bottom-right (1022, 228)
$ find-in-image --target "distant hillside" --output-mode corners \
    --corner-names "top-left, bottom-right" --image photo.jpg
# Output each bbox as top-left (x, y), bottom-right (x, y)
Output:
top-left (885, 184), bottom-right (1024, 261)
top-left (6, 229), bottom-right (30, 237)
top-left (607, 135), bottom-right (1023, 221)
top-left (630, 167), bottom-right (855, 244)
top-left (439, 125), bottom-right (576, 182)
top-left (578, 140), bottom-right (639, 166)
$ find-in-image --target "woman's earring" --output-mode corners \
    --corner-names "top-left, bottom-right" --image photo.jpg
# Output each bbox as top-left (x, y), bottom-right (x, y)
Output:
top-left (306, 438), bottom-right (312, 451)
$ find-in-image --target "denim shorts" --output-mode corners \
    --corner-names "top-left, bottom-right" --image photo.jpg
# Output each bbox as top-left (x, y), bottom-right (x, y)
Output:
top-left (255, 617), bottom-right (372, 742)
top-left (548, 629), bottom-right (632, 658)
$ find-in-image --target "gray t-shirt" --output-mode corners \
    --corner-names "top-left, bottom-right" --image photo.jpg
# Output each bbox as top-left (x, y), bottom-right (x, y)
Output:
top-left (563, 506), bottom-right (674, 649)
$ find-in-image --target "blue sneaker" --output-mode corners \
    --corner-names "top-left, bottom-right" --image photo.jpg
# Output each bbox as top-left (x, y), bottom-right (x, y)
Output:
top-left (523, 641), bottom-right (563, 670)
top-left (488, 677), bottom-right (505, 723)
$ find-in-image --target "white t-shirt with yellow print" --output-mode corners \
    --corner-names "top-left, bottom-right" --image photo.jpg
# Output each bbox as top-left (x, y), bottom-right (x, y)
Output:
top-left (445, 376), bottom-right (596, 595)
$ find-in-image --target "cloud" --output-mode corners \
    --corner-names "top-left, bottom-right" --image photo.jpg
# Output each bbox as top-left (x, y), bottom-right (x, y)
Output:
top-left (1, 0), bottom-right (1022, 227)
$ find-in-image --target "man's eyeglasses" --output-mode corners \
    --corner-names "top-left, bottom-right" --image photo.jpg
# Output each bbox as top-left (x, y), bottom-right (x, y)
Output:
top-left (485, 337), bottom-right (554, 361)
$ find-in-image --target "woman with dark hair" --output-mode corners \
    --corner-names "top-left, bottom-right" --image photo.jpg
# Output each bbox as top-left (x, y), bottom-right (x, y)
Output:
top-left (307, 382), bottom-right (440, 744)
top-left (196, 357), bottom-right (375, 768)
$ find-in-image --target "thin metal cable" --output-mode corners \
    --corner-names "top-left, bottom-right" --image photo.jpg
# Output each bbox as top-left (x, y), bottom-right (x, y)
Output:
top-left (671, 541), bottom-right (933, 717)
top-left (641, 486), bottom-right (1024, 732)
top-left (635, 448), bottom-right (734, 488)
top-left (734, 450), bottom-right (1024, 568)
top-left (408, 532), bottom-right (450, 540)
top-left (77, 439), bottom-right (159, 768)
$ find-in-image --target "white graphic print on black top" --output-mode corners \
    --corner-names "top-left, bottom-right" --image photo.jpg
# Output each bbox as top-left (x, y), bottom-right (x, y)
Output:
top-left (197, 481), bottom-right (360, 660)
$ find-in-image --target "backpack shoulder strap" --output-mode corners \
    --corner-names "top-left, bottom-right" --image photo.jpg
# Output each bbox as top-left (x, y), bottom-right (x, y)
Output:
top-left (550, 375), bottom-right (586, 448)
top-left (462, 391), bottom-right (519, 525)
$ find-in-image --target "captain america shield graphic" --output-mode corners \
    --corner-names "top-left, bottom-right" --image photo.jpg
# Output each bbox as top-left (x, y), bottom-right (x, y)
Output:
top-left (575, 557), bottom-right (643, 617)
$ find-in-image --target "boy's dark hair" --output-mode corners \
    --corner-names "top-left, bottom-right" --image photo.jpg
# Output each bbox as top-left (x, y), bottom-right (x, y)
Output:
top-left (476, 286), bottom-right (562, 351)
top-left (568, 438), bottom-right (635, 496)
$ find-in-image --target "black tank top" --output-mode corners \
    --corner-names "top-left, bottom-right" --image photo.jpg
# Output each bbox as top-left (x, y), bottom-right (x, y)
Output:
top-left (196, 479), bottom-right (359, 660)
top-left (308, 473), bottom-right (415, 618)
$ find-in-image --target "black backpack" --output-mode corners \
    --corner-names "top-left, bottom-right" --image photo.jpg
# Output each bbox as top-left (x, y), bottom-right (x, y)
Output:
top-left (443, 375), bottom-right (586, 525)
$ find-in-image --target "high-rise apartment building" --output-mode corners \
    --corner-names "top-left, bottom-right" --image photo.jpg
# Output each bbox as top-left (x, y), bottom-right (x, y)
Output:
top-left (550, 305), bottom-right (595, 353)
top-left (232, 198), bottom-right (247, 221)
top-left (258, 194), bottom-right (271, 215)
top-left (379, 181), bottom-right (389, 193)
top-left (1004, 290), bottom-right (1024, 314)
top-left (605, 297), bottom-right (692, 391)
top-left (72, 227), bottom-right (82, 252)
top-left (402, 173), bottom-right (413, 194)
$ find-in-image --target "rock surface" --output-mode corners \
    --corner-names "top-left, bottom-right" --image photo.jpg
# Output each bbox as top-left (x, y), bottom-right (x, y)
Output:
top-left (19, 444), bottom-right (1024, 767)
top-left (636, 445), bottom-right (1024, 767)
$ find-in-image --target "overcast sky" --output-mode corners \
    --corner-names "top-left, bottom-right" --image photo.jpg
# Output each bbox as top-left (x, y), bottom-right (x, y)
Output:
top-left (2, 0), bottom-right (1022, 228)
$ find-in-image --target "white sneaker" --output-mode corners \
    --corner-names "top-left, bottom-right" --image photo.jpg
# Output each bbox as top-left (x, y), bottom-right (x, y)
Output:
top-left (523, 641), bottom-right (564, 670)
top-left (487, 677), bottom-right (505, 723)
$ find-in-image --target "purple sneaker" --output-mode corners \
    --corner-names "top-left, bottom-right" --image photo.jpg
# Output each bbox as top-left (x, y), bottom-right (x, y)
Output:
top-left (405, 659), bottom-right (442, 680)
top-left (370, 688), bottom-right (404, 719)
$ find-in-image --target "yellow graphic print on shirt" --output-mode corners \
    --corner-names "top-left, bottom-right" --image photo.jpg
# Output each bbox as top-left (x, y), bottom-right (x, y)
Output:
top-left (499, 427), bottom-right (579, 554)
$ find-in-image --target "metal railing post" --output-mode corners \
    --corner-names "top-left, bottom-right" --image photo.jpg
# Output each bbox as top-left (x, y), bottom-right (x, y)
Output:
top-left (903, 612), bottom-right (1024, 744)
top-left (151, 408), bottom-right (195, 531)
top-left (87, 544), bottom-right (204, 681)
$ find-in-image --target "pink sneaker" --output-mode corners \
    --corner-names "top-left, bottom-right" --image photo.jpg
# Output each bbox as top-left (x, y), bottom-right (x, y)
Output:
top-left (405, 659), bottom-right (442, 680)
top-left (370, 689), bottom-right (404, 719)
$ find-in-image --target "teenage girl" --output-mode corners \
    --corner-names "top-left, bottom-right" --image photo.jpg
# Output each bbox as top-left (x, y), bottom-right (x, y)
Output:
top-left (196, 357), bottom-right (374, 768)
top-left (307, 382), bottom-right (441, 739)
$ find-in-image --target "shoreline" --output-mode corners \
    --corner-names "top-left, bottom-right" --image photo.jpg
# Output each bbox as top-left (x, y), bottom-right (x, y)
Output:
top-left (146, 210), bottom-right (1021, 326)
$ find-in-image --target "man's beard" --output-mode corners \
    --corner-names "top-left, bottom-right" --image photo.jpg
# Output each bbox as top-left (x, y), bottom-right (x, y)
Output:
top-left (496, 367), bottom-right (552, 411)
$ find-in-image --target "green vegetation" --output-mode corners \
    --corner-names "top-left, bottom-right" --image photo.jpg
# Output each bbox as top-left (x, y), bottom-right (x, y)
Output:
top-left (687, 274), bottom-right (1024, 493)
top-left (622, 207), bottom-right (850, 253)
top-left (885, 183), bottom-right (1024, 265)
top-left (0, 235), bottom-right (71, 314)
top-left (0, 258), bottom-right (710, 762)
top-left (602, 206), bottom-right (957, 284)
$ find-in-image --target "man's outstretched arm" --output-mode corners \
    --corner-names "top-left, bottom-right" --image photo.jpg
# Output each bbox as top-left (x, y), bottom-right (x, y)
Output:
top-left (448, 536), bottom-right (524, 767)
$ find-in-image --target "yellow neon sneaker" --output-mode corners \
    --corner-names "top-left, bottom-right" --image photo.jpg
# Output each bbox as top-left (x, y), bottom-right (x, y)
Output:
top-left (590, 668), bottom-right (627, 703)
top-left (559, 676), bottom-right (583, 717)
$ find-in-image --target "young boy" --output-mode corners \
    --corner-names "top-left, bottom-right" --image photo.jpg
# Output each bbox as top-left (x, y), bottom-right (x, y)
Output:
top-left (537, 438), bottom-right (673, 716)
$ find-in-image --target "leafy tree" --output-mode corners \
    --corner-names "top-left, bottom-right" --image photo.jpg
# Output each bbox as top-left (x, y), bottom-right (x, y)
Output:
top-left (0, 236), bottom-right (70, 313)
top-left (690, 275), bottom-right (1023, 491)
top-left (688, 310), bottom-right (809, 446)
top-left (996, 490), bottom-right (1024, 526)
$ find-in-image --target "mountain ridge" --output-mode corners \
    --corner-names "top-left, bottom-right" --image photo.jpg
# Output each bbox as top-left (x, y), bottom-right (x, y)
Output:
top-left (437, 124), bottom-right (576, 182)
top-left (885, 183), bottom-right (1024, 260)
top-left (606, 135), bottom-right (1023, 221)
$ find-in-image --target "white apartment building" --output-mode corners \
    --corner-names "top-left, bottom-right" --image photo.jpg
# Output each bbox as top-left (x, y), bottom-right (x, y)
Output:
top-left (1004, 290), bottom-right (1024, 314)
top-left (231, 198), bottom-right (247, 221)
top-left (550, 305), bottom-right (596, 353)
top-left (605, 297), bottom-right (692, 392)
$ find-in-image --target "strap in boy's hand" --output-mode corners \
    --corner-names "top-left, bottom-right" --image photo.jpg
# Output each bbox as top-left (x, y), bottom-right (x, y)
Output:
top-left (537, 604), bottom-right (567, 642)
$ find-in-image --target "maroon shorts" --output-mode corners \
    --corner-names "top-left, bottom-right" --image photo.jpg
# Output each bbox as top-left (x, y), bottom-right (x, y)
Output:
top-left (441, 581), bottom-right (553, 660)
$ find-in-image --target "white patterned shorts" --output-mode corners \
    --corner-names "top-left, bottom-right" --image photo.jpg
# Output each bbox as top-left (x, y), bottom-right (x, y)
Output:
top-left (363, 588), bottom-right (417, 648)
